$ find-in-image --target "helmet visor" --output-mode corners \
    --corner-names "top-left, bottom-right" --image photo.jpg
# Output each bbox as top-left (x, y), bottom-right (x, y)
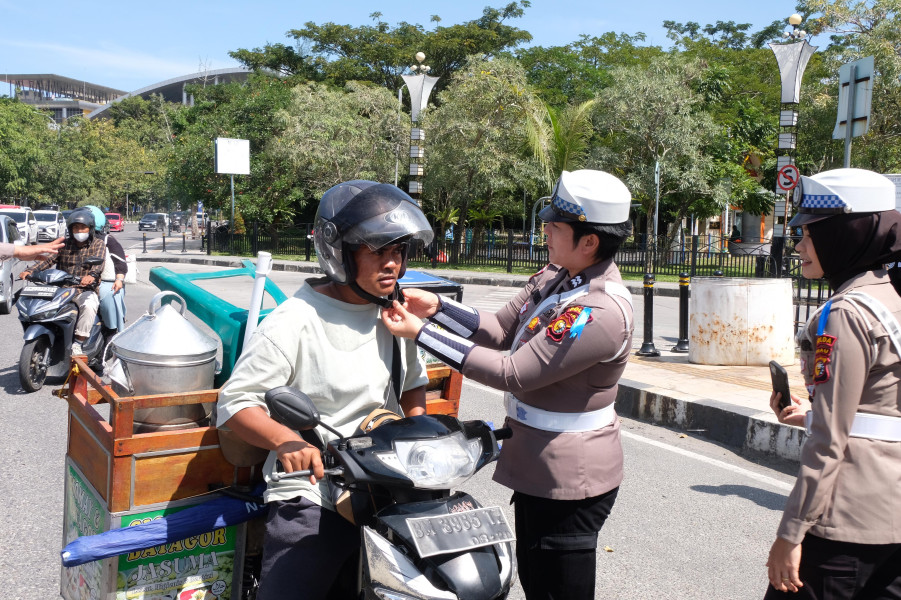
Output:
top-left (335, 185), bottom-right (434, 250)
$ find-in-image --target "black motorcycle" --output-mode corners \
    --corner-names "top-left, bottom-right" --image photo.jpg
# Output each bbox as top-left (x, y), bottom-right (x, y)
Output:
top-left (16, 258), bottom-right (106, 392)
top-left (264, 386), bottom-right (516, 600)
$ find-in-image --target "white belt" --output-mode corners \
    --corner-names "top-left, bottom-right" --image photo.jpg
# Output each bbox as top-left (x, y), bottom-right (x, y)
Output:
top-left (805, 410), bottom-right (901, 442)
top-left (505, 394), bottom-right (615, 433)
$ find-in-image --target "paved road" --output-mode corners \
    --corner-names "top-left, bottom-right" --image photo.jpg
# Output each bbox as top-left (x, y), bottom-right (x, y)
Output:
top-left (0, 257), bottom-right (793, 599)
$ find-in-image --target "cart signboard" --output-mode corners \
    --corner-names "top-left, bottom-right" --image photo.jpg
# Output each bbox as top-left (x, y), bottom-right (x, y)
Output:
top-left (62, 462), bottom-right (107, 600)
top-left (62, 460), bottom-right (242, 600)
top-left (116, 505), bottom-right (238, 600)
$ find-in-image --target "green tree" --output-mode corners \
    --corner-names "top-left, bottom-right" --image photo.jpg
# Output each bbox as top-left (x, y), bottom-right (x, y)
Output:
top-left (272, 80), bottom-right (407, 200)
top-left (595, 56), bottom-right (722, 269)
top-left (0, 99), bottom-right (54, 202)
top-left (516, 32), bottom-right (662, 106)
top-left (230, 3), bottom-right (533, 94)
top-left (167, 75), bottom-right (296, 233)
top-left (422, 55), bottom-right (543, 261)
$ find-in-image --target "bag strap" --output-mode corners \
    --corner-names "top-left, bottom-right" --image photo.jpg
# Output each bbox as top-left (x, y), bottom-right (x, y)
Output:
top-left (387, 337), bottom-right (403, 415)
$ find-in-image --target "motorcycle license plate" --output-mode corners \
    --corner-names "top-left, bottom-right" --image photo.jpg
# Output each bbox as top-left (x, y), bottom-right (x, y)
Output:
top-left (406, 505), bottom-right (514, 558)
top-left (20, 286), bottom-right (56, 298)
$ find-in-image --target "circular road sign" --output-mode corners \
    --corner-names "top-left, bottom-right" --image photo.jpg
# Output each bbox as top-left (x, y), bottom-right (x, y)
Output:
top-left (777, 165), bottom-right (801, 191)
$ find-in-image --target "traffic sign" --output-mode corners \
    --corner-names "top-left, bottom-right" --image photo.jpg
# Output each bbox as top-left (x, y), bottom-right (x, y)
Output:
top-left (777, 165), bottom-right (801, 191)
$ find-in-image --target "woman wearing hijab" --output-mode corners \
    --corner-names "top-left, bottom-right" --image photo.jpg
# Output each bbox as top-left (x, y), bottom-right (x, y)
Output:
top-left (766, 168), bottom-right (901, 599)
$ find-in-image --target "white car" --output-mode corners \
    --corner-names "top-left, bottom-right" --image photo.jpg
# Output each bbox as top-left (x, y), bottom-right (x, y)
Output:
top-left (0, 215), bottom-right (25, 314)
top-left (34, 210), bottom-right (67, 242)
top-left (0, 208), bottom-right (39, 245)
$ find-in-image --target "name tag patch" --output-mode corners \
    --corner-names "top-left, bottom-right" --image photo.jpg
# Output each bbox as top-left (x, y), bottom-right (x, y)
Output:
top-left (813, 334), bottom-right (836, 384)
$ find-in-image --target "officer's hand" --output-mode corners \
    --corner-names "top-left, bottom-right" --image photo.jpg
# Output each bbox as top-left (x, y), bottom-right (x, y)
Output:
top-left (275, 439), bottom-right (324, 485)
top-left (80, 275), bottom-right (95, 287)
top-left (769, 391), bottom-right (807, 427)
top-left (401, 287), bottom-right (441, 318)
top-left (381, 300), bottom-right (424, 339)
top-left (766, 537), bottom-right (803, 593)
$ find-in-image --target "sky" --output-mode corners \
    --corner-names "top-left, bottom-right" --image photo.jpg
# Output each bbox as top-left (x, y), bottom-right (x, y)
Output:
top-left (1, 0), bottom-right (809, 95)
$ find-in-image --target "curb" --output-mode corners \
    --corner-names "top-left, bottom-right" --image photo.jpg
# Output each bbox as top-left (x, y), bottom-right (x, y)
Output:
top-left (615, 379), bottom-right (806, 462)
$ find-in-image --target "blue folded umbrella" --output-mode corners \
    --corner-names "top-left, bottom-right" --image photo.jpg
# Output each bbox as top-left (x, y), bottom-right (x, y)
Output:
top-left (61, 488), bottom-right (267, 567)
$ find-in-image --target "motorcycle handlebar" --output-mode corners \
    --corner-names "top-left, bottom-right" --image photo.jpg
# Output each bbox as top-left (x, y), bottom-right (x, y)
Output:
top-left (271, 467), bottom-right (344, 483)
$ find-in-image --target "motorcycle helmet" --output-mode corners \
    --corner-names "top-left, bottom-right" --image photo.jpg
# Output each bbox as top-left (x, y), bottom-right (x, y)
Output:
top-left (84, 206), bottom-right (108, 234)
top-left (67, 208), bottom-right (96, 240)
top-left (314, 180), bottom-right (433, 306)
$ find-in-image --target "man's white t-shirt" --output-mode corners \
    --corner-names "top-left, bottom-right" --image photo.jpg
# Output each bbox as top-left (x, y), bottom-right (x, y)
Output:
top-left (217, 280), bottom-right (428, 506)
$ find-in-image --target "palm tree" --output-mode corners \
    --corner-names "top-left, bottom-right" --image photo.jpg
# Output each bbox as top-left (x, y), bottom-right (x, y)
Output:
top-left (525, 98), bottom-right (597, 191)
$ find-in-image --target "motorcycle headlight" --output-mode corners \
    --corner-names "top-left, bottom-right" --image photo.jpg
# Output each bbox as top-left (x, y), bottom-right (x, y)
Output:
top-left (376, 431), bottom-right (483, 489)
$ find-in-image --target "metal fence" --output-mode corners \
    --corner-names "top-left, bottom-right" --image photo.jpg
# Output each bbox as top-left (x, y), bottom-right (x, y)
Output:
top-left (205, 226), bottom-right (832, 322)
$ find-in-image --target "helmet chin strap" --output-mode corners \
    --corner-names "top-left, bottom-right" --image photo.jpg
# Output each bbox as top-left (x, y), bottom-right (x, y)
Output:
top-left (348, 280), bottom-right (406, 309)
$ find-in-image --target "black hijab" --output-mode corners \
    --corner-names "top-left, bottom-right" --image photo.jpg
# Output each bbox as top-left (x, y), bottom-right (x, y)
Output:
top-left (808, 210), bottom-right (901, 290)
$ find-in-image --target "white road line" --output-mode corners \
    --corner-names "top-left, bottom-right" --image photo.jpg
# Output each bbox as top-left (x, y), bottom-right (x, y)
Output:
top-left (462, 380), bottom-right (793, 493)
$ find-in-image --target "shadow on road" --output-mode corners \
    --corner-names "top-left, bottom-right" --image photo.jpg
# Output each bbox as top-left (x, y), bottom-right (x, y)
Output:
top-left (690, 484), bottom-right (787, 511)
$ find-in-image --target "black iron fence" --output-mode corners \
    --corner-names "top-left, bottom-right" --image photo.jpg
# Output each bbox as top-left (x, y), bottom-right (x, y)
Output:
top-left (204, 225), bottom-right (832, 321)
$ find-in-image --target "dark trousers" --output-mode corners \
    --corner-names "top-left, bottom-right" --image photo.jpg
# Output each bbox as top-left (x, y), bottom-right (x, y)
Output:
top-left (764, 534), bottom-right (901, 600)
top-left (513, 487), bottom-right (619, 600)
top-left (256, 496), bottom-right (359, 600)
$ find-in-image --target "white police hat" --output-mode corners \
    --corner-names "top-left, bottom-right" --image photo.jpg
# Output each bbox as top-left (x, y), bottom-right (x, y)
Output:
top-left (789, 168), bottom-right (896, 227)
top-left (539, 170), bottom-right (631, 225)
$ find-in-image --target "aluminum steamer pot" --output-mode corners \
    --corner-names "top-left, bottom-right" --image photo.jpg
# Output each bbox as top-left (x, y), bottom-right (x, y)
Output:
top-left (111, 291), bottom-right (218, 432)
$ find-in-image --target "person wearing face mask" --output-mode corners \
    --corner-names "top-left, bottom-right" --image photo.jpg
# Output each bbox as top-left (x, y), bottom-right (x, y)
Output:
top-left (20, 208), bottom-right (105, 355)
top-left (765, 168), bottom-right (901, 599)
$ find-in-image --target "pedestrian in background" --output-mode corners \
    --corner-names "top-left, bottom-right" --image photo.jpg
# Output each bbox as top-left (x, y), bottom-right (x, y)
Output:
top-left (382, 169), bottom-right (635, 600)
top-left (767, 168), bottom-right (901, 598)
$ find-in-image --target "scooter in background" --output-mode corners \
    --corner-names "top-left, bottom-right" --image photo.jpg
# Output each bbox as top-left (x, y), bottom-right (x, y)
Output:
top-left (16, 257), bottom-right (105, 392)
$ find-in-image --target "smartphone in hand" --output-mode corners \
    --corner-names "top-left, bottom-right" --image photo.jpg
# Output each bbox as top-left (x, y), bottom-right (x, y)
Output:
top-left (769, 361), bottom-right (791, 411)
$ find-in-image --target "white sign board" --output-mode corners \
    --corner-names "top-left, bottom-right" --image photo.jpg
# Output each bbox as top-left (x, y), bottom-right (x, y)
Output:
top-left (214, 137), bottom-right (250, 175)
top-left (885, 174), bottom-right (901, 212)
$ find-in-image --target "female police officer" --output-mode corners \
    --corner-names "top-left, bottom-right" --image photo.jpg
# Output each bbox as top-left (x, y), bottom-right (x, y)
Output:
top-left (382, 169), bottom-right (634, 600)
top-left (766, 168), bottom-right (901, 598)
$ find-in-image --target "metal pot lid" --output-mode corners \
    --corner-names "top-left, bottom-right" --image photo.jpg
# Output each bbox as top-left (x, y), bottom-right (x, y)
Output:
top-left (112, 292), bottom-right (218, 360)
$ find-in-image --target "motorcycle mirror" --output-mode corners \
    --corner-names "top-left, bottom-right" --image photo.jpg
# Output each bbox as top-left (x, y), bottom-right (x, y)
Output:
top-left (264, 387), bottom-right (321, 431)
top-left (82, 256), bottom-right (104, 267)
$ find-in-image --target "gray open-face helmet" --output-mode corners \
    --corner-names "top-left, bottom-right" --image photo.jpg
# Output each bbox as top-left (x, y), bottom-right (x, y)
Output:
top-left (67, 208), bottom-right (96, 239)
top-left (314, 180), bottom-right (433, 294)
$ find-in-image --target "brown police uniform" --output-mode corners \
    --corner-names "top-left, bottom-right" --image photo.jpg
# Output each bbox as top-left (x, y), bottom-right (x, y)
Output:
top-left (461, 259), bottom-right (632, 500)
top-left (779, 270), bottom-right (901, 546)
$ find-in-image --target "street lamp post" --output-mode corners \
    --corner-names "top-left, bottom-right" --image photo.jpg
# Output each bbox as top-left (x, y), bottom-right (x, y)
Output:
top-left (769, 14), bottom-right (817, 238)
top-left (401, 53), bottom-right (439, 201)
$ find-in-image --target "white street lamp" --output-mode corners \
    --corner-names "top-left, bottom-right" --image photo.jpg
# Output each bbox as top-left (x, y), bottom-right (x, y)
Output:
top-left (401, 52), bottom-right (439, 200)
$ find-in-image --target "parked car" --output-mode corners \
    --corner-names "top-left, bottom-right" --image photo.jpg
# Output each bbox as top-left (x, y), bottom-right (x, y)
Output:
top-left (105, 212), bottom-right (124, 232)
top-left (34, 210), bottom-right (67, 242)
top-left (0, 215), bottom-right (24, 314)
top-left (138, 213), bottom-right (167, 231)
top-left (0, 208), bottom-right (38, 245)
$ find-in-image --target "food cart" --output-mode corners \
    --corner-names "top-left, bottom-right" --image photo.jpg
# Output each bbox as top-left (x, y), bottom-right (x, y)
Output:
top-left (59, 261), bottom-right (464, 600)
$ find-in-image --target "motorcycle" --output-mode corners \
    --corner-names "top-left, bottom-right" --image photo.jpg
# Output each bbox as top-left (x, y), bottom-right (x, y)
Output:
top-left (16, 257), bottom-right (106, 392)
top-left (264, 386), bottom-right (516, 600)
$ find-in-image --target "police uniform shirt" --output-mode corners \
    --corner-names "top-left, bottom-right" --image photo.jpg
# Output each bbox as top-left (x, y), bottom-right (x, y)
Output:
top-left (779, 270), bottom-right (901, 545)
top-left (461, 259), bottom-right (633, 500)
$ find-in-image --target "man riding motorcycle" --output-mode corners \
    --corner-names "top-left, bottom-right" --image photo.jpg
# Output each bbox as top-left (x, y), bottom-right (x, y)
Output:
top-left (216, 180), bottom-right (434, 600)
top-left (21, 208), bottom-right (105, 355)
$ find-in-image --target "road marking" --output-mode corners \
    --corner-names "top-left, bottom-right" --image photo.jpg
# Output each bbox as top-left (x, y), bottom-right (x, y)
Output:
top-left (462, 380), bottom-right (793, 493)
